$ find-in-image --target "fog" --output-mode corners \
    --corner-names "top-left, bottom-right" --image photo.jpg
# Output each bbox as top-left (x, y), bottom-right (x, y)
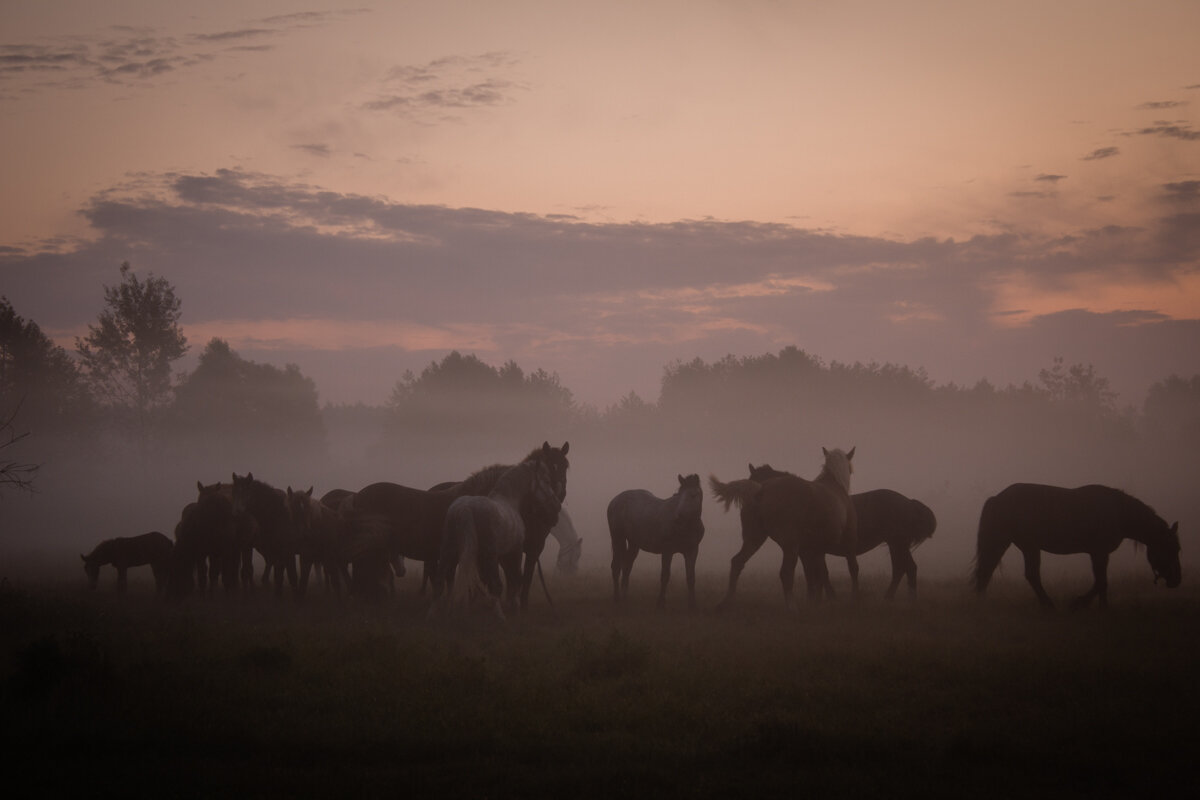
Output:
top-left (3, 351), bottom-right (1196, 601)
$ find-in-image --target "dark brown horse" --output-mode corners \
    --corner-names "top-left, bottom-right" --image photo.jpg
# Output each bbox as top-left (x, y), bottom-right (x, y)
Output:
top-left (285, 486), bottom-right (353, 599)
top-left (341, 442), bottom-right (569, 604)
top-left (81, 532), bottom-right (173, 594)
top-left (747, 464), bottom-right (936, 598)
top-left (231, 472), bottom-right (298, 598)
top-left (973, 483), bottom-right (1181, 609)
top-left (170, 490), bottom-right (242, 598)
top-left (709, 447), bottom-right (856, 611)
top-left (608, 473), bottom-right (705, 611)
top-left (197, 481), bottom-right (257, 591)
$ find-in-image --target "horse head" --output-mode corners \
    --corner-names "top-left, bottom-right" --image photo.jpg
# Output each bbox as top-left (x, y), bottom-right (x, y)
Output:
top-left (528, 459), bottom-right (563, 525)
top-left (1147, 521), bottom-right (1182, 589)
top-left (286, 486), bottom-right (315, 541)
top-left (80, 554), bottom-right (99, 588)
top-left (820, 447), bottom-right (855, 494)
top-left (534, 441), bottom-right (571, 502)
top-left (675, 473), bottom-right (704, 523)
top-left (556, 537), bottom-right (583, 573)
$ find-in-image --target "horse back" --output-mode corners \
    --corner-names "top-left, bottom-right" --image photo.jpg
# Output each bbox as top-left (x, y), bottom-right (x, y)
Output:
top-left (985, 483), bottom-right (1126, 554)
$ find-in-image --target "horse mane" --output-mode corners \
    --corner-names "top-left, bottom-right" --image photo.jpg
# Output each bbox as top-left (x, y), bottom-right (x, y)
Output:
top-left (459, 463), bottom-right (510, 496)
top-left (817, 448), bottom-right (853, 494)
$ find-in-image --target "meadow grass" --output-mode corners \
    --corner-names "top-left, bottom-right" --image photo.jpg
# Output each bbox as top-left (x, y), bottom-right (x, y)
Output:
top-left (2, 565), bottom-right (1196, 797)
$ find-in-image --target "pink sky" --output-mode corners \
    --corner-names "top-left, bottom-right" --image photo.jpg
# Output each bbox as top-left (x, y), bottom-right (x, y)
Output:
top-left (2, 1), bottom-right (1198, 407)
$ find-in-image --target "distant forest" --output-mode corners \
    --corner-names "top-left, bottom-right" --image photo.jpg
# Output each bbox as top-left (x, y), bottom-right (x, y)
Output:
top-left (4, 285), bottom-right (1200, 484)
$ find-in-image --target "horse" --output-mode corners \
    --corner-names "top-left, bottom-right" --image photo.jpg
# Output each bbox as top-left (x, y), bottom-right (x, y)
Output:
top-left (551, 508), bottom-right (583, 574)
top-left (81, 532), bottom-right (173, 594)
top-left (431, 442), bottom-right (570, 611)
top-left (608, 474), bottom-right (705, 611)
top-left (972, 483), bottom-right (1181, 609)
top-left (709, 447), bottom-right (856, 611)
top-left (197, 480), bottom-right (257, 591)
top-left (170, 489), bottom-right (242, 598)
top-left (231, 472), bottom-right (298, 598)
top-left (341, 442), bottom-right (569, 604)
top-left (746, 464), bottom-right (936, 598)
top-left (285, 486), bottom-right (353, 599)
top-left (433, 457), bottom-right (562, 619)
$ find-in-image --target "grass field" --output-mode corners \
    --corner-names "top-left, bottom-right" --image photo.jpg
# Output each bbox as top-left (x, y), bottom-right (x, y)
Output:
top-left (2, 563), bottom-right (1196, 798)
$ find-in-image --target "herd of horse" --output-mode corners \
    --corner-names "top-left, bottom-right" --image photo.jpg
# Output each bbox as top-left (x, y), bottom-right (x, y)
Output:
top-left (79, 442), bottom-right (1183, 614)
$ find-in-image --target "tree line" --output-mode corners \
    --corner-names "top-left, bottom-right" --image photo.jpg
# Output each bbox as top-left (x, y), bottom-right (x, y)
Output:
top-left (3, 262), bottom-right (1199, 493)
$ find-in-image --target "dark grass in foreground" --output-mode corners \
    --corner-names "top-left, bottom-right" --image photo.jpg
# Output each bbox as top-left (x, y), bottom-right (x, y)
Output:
top-left (2, 569), bottom-right (1197, 798)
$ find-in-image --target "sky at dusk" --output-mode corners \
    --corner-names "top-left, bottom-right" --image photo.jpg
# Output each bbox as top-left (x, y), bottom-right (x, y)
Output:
top-left (2, 0), bottom-right (1198, 409)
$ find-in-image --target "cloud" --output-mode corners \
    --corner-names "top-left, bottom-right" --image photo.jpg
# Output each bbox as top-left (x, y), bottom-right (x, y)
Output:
top-left (292, 143), bottom-right (332, 158)
top-left (3, 168), bottom-right (1197, 406)
top-left (365, 52), bottom-right (525, 119)
top-left (1137, 100), bottom-right (1187, 110)
top-left (1, 15), bottom-right (353, 91)
top-left (1162, 181), bottom-right (1200, 203)
top-left (1126, 121), bottom-right (1200, 141)
top-left (1035, 174), bottom-right (1067, 183)
top-left (1081, 147), bottom-right (1120, 161)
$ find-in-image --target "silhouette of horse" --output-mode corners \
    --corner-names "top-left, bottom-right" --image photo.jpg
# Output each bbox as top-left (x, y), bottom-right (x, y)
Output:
top-left (973, 482), bottom-right (1181, 609)
top-left (81, 532), bottom-right (173, 594)
top-left (285, 486), bottom-right (352, 599)
top-left (343, 442), bottom-right (569, 603)
top-left (434, 457), bottom-right (562, 619)
top-left (197, 481), bottom-right (257, 591)
top-left (170, 488), bottom-right (242, 598)
top-left (231, 472), bottom-right (298, 598)
top-left (608, 474), bottom-right (705, 611)
top-left (710, 447), bottom-right (856, 611)
top-left (746, 465), bottom-right (936, 598)
top-left (551, 508), bottom-right (583, 574)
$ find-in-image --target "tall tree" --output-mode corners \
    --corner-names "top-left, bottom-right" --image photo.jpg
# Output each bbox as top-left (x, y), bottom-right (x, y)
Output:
top-left (75, 262), bottom-right (188, 436)
top-left (0, 296), bottom-right (91, 431)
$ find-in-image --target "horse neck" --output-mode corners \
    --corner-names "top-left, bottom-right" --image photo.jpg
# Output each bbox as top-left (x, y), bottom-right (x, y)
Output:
top-left (1123, 503), bottom-right (1168, 547)
top-left (817, 462), bottom-right (851, 495)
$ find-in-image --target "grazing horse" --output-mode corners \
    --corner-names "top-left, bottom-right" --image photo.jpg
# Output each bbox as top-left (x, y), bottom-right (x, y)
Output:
top-left (285, 486), bottom-right (352, 598)
top-left (747, 465), bottom-right (936, 598)
top-left (551, 508), bottom-right (583, 574)
top-left (608, 474), bottom-right (705, 611)
top-left (434, 457), bottom-right (562, 619)
top-left (81, 532), bottom-right (173, 594)
top-left (710, 447), bottom-right (856, 611)
top-left (973, 483), bottom-right (1181, 609)
top-left (231, 472), bottom-right (298, 598)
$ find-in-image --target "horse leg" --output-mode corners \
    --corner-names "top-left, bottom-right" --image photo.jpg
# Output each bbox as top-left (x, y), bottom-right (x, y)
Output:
top-left (885, 544), bottom-right (905, 599)
top-left (501, 553), bottom-right (523, 614)
top-left (657, 552), bottom-right (673, 610)
top-left (610, 536), bottom-right (626, 602)
top-left (779, 546), bottom-right (799, 611)
top-left (683, 547), bottom-right (698, 613)
top-left (1020, 547), bottom-right (1054, 610)
top-left (621, 546), bottom-right (638, 601)
top-left (800, 553), bottom-right (829, 604)
top-left (241, 548), bottom-right (254, 592)
top-left (1071, 551), bottom-right (1109, 610)
top-left (117, 565), bottom-right (127, 594)
top-left (846, 554), bottom-right (860, 600)
top-left (285, 554), bottom-right (299, 597)
top-left (298, 554), bottom-right (313, 599)
top-left (717, 530), bottom-right (767, 612)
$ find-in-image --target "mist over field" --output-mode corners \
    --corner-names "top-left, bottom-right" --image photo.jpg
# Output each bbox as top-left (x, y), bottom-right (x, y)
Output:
top-left (4, 345), bottom-right (1195, 604)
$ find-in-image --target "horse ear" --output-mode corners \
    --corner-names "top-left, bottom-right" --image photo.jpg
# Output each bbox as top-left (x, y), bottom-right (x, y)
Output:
top-left (561, 441), bottom-right (569, 455)
top-left (247, 472), bottom-right (254, 481)
top-left (287, 487), bottom-right (293, 499)
top-left (847, 446), bottom-right (856, 460)
top-left (1171, 521), bottom-right (1179, 535)
top-left (822, 447), bottom-right (830, 458)
top-left (80, 554), bottom-right (86, 562)
top-left (306, 487), bottom-right (313, 497)
top-left (748, 463), bottom-right (755, 473)
top-left (678, 474), bottom-right (685, 486)
top-left (196, 480), bottom-right (203, 492)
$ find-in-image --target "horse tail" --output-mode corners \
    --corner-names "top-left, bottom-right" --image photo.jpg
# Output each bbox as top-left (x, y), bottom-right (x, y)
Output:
top-left (448, 506), bottom-right (489, 609)
top-left (708, 475), bottom-right (762, 512)
top-left (910, 500), bottom-right (937, 548)
top-left (972, 494), bottom-right (1009, 593)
